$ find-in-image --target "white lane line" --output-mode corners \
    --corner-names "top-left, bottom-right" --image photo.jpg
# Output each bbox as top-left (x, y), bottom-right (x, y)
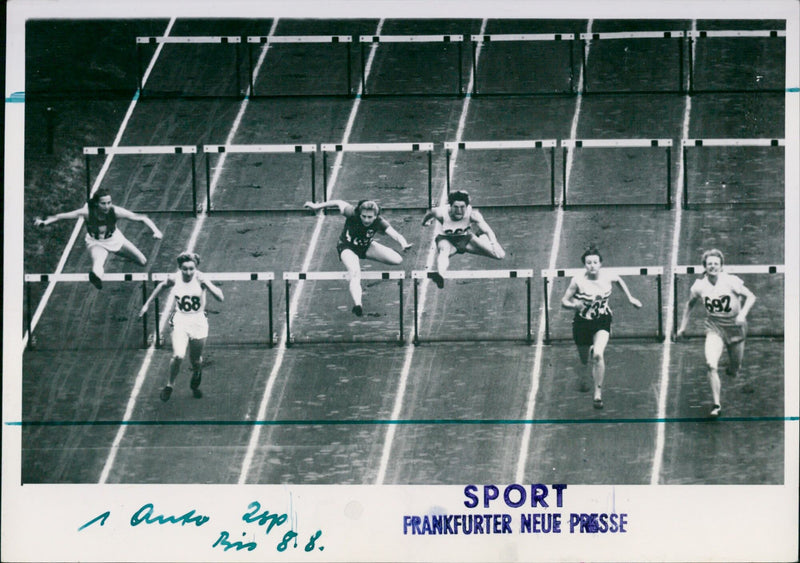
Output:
top-left (98, 19), bottom-right (280, 484)
top-left (23, 18), bottom-right (177, 348)
top-left (237, 20), bottom-right (386, 485)
top-left (514, 20), bottom-right (593, 483)
top-left (374, 19), bottom-right (489, 486)
top-left (650, 19), bottom-right (696, 486)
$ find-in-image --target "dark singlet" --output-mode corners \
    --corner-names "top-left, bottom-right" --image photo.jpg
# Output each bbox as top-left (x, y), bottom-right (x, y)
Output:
top-left (338, 213), bottom-right (389, 251)
top-left (86, 205), bottom-right (117, 240)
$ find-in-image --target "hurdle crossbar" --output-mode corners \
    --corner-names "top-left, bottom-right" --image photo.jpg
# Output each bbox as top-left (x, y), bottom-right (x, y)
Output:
top-left (541, 267), bottom-right (664, 344)
top-left (202, 144), bottom-right (317, 212)
top-left (320, 142), bottom-right (434, 209)
top-left (24, 272), bottom-right (151, 349)
top-left (136, 37), bottom-right (244, 98)
top-left (687, 30), bottom-right (786, 94)
top-left (151, 271), bottom-right (275, 348)
top-left (672, 264), bottom-right (785, 338)
top-left (84, 145), bottom-right (199, 215)
top-left (444, 140), bottom-right (558, 208)
top-left (681, 138), bottom-right (785, 209)
top-left (283, 270), bottom-right (405, 345)
top-left (562, 139), bottom-right (673, 208)
top-left (580, 31), bottom-right (685, 94)
top-left (247, 35), bottom-right (353, 97)
top-left (412, 269), bottom-right (534, 345)
top-left (359, 35), bottom-right (464, 96)
top-left (470, 33), bottom-right (576, 96)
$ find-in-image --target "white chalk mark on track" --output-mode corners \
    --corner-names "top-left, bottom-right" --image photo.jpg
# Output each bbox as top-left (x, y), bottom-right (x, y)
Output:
top-left (650, 19), bottom-right (696, 485)
top-left (98, 19), bottom-right (280, 484)
top-left (514, 20), bottom-right (593, 483)
top-left (237, 20), bottom-right (387, 485)
top-left (374, 19), bottom-right (489, 485)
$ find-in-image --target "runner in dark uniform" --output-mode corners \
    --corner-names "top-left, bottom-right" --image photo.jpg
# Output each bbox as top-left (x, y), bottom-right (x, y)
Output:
top-left (35, 189), bottom-right (162, 289)
top-left (304, 199), bottom-right (412, 316)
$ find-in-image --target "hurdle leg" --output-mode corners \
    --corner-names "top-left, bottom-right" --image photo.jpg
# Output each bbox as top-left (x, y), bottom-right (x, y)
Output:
top-left (85, 154), bottom-right (92, 201)
top-left (666, 146), bottom-right (672, 209)
top-left (285, 280), bottom-right (292, 347)
top-left (471, 40), bottom-right (478, 96)
top-left (413, 279), bottom-right (420, 346)
top-left (345, 41), bottom-right (352, 96)
top-left (322, 151), bottom-right (329, 202)
top-left (310, 152), bottom-right (316, 203)
top-left (562, 146), bottom-right (568, 207)
top-left (682, 145), bottom-right (689, 209)
top-left (446, 149), bottom-right (452, 198)
top-left (268, 280), bottom-right (274, 347)
top-left (657, 274), bottom-right (664, 341)
top-left (154, 297), bottom-right (162, 349)
top-left (141, 280), bottom-right (148, 348)
top-left (672, 274), bottom-right (679, 340)
top-left (688, 36), bottom-right (695, 95)
top-left (191, 152), bottom-right (198, 216)
top-left (25, 281), bottom-right (34, 348)
top-left (427, 150), bottom-right (433, 209)
top-left (526, 278), bottom-right (532, 344)
top-left (550, 146), bottom-right (556, 208)
top-left (248, 41), bottom-right (255, 96)
top-left (456, 40), bottom-right (463, 96)
top-left (205, 153), bottom-right (212, 215)
top-left (543, 277), bottom-right (551, 345)
top-left (398, 279), bottom-right (405, 345)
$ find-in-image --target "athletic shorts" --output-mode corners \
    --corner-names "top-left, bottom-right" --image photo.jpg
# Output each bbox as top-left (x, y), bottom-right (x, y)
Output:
top-left (84, 229), bottom-right (127, 253)
top-left (436, 232), bottom-right (474, 254)
top-left (337, 242), bottom-right (370, 260)
top-left (572, 314), bottom-right (612, 346)
top-left (171, 312), bottom-right (209, 356)
top-left (705, 317), bottom-right (747, 346)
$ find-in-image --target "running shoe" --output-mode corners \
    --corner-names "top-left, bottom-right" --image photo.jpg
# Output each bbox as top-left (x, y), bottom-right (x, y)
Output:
top-left (593, 397), bottom-right (604, 409)
top-left (429, 272), bottom-right (445, 289)
top-left (160, 385), bottom-right (173, 402)
top-left (709, 404), bottom-right (721, 418)
top-left (89, 271), bottom-right (103, 290)
top-left (352, 305), bottom-right (363, 317)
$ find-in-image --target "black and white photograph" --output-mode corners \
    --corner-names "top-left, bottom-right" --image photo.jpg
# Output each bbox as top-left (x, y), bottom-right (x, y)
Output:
top-left (3, 0), bottom-right (798, 561)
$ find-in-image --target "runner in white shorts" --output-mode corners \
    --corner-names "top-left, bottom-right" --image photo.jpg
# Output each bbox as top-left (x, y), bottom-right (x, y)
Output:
top-left (140, 252), bottom-right (224, 401)
top-left (677, 248), bottom-right (757, 418)
top-left (35, 188), bottom-right (162, 289)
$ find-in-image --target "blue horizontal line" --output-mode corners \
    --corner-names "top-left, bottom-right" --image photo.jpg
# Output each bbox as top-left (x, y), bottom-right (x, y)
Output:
top-left (787, 87), bottom-right (799, 92)
top-left (7, 416), bottom-right (797, 427)
top-left (5, 92), bottom-right (25, 103)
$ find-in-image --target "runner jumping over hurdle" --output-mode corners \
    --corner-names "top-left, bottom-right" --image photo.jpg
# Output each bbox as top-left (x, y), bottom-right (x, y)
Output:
top-left (304, 199), bottom-right (413, 317)
top-left (34, 188), bottom-right (163, 290)
top-left (561, 247), bottom-right (642, 409)
top-left (676, 249), bottom-right (757, 418)
top-left (422, 190), bottom-right (506, 289)
top-left (139, 252), bottom-right (224, 402)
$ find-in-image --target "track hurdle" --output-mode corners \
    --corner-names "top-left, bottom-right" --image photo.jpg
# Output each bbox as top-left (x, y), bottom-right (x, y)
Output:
top-left (202, 143), bottom-right (317, 212)
top-left (542, 267), bottom-right (664, 344)
top-left (24, 273), bottom-right (150, 349)
top-left (412, 269), bottom-right (534, 345)
top-left (687, 30), bottom-right (786, 94)
top-left (358, 34), bottom-right (464, 96)
top-left (444, 140), bottom-right (558, 208)
top-left (150, 271), bottom-right (275, 348)
top-left (283, 270), bottom-right (406, 345)
top-left (470, 33), bottom-right (576, 95)
top-left (672, 264), bottom-right (785, 339)
top-left (579, 31), bottom-right (685, 94)
top-left (83, 145), bottom-right (199, 215)
top-left (320, 142), bottom-right (434, 209)
top-left (561, 139), bottom-right (673, 208)
top-left (681, 138), bottom-right (785, 209)
top-left (247, 35), bottom-right (353, 97)
top-left (136, 36), bottom-right (244, 98)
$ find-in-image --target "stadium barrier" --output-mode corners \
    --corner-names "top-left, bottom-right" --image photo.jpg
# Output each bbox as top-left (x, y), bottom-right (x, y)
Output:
top-left (672, 264), bottom-right (785, 339)
top-left (687, 30), bottom-right (786, 93)
top-left (83, 145), bottom-right (199, 215)
top-left (541, 266), bottom-right (664, 344)
top-left (320, 142), bottom-right (434, 209)
top-left (24, 273), bottom-right (151, 349)
top-left (358, 34), bottom-right (465, 96)
top-left (681, 138), bottom-right (785, 209)
top-left (444, 140), bottom-right (558, 208)
top-left (246, 35), bottom-right (354, 97)
top-left (283, 271), bottom-right (406, 345)
top-left (561, 139), bottom-right (673, 208)
top-left (470, 34), bottom-right (576, 96)
top-left (203, 143), bottom-right (317, 212)
top-left (137, 36), bottom-right (244, 98)
top-left (411, 269), bottom-right (534, 345)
